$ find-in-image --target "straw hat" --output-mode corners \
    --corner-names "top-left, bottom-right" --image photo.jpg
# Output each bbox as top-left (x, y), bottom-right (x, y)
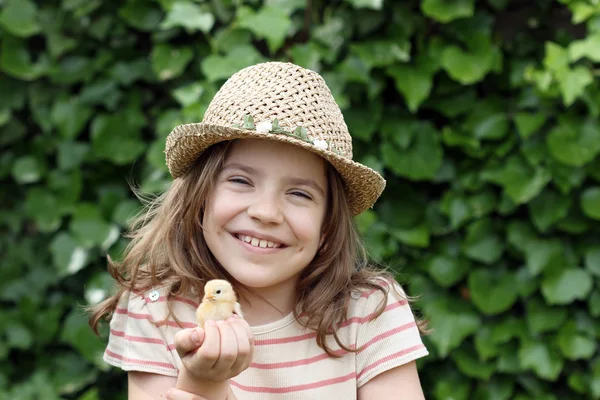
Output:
top-left (164, 61), bottom-right (385, 216)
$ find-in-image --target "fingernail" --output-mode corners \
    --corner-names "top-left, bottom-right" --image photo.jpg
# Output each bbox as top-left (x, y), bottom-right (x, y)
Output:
top-left (191, 329), bottom-right (199, 343)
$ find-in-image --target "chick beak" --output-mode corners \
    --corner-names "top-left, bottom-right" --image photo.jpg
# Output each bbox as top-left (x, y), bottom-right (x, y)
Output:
top-left (205, 293), bottom-right (215, 301)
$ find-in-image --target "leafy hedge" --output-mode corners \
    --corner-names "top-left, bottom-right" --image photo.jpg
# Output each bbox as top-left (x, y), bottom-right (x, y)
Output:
top-left (1, 0), bottom-right (599, 398)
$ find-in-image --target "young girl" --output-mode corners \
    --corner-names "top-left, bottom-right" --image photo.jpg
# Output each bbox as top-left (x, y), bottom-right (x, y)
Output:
top-left (89, 61), bottom-right (429, 400)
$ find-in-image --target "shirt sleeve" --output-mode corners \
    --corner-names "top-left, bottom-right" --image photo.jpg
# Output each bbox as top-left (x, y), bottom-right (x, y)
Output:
top-left (354, 279), bottom-right (429, 387)
top-left (103, 289), bottom-right (179, 377)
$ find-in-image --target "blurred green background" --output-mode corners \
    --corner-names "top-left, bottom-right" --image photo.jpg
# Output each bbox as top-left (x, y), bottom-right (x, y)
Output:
top-left (1, 0), bottom-right (600, 398)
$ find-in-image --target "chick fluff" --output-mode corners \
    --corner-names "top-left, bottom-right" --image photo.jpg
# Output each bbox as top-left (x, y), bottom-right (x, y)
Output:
top-left (195, 279), bottom-right (243, 327)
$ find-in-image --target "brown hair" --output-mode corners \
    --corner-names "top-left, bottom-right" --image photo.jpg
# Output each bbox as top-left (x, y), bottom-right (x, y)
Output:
top-left (88, 140), bottom-right (428, 355)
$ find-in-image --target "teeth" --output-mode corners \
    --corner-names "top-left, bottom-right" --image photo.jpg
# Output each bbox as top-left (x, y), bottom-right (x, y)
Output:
top-left (238, 235), bottom-right (280, 248)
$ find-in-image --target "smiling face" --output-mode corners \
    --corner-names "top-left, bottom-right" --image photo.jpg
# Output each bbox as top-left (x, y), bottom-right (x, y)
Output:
top-left (202, 139), bottom-right (328, 294)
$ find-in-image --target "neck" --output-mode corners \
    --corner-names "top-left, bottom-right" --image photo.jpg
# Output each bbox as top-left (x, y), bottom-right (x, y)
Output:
top-left (237, 279), bottom-right (298, 326)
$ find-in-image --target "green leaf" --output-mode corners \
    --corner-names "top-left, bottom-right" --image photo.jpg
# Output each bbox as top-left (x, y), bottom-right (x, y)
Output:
top-left (345, 0), bottom-right (383, 10)
top-left (118, 0), bottom-right (162, 31)
top-left (506, 221), bottom-right (564, 275)
top-left (69, 204), bottom-right (113, 248)
top-left (557, 322), bottom-right (598, 360)
top-left (236, 6), bottom-right (292, 53)
top-left (0, 0), bottom-right (41, 37)
top-left (556, 66), bottom-right (594, 106)
top-left (57, 141), bottom-right (89, 170)
top-left (518, 339), bottom-right (563, 381)
top-left (525, 297), bottom-right (568, 335)
top-left (425, 254), bottom-right (469, 287)
top-left (468, 268), bottom-right (519, 314)
top-left (541, 268), bottom-right (593, 305)
top-left (49, 232), bottom-right (89, 277)
top-left (160, 1), bottom-right (214, 33)
top-left (387, 64), bottom-right (433, 112)
top-left (584, 246), bottom-right (600, 277)
top-left (451, 347), bottom-right (495, 380)
top-left (514, 112), bottom-right (546, 139)
top-left (172, 82), bottom-right (205, 107)
top-left (569, 33), bottom-right (600, 62)
top-left (481, 155), bottom-right (551, 204)
top-left (24, 187), bottom-right (62, 232)
top-left (150, 44), bottom-right (194, 81)
top-left (461, 219), bottom-right (504, 264)
top-left (391, 223), bottom-right (430, 248)
top-left (441, 38), bottom-right (498, 85)
top-left (421, 0), bottom-right (474, 23)
top-left (11, 156), bottom-right (43, 184)
top-left (201, 45), bottom-right (264, 82)
top-left (90, 114), bottom-right (145, 165)
top-left (492, 316), bottom-right (527, 344)
top-left (0, 34), bottom-right (48, 80)
top-left (528, 190), bottom-right (571, 232)
top-left (61, 309), bottom-right (107, 366)
top-left (580, 187), bottom-right (600, 220)
top-left (50, 96), bottom-right (93, 139)
top-left (474, 325), bottom-right (501, 361)
top-left (381, 120), bottom-right (443, 180)
top-left (351, 40), bottom-right (410, 68)
top-left (589, 289), bottom-right (600, 317)
top-left (112, 199), bottom-right (140, 226)
top-left (543, 42), bottom-right (569, 72)
top-left (425, 295), bottom-right (481, 357)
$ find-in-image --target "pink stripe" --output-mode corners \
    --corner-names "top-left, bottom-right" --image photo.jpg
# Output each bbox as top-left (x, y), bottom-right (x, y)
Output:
top-left (359, 322), bottom-right (416, 351)
top-left (357, 344), bottom-right (426, 379)
top-left (230, 372), bottom-right (356, 393)
top-left (340, 300), bottom-right (407, 327)
top-left (250, 348), bottom-right (350, 369)
top-left (105, 349), bottom-right (177, 370)
top-left (110, 329), bottom-right (165, 345)
top-left (115, 307), bottom-right (197, 329)
top-left (255, 332), bottom-right (317, 346)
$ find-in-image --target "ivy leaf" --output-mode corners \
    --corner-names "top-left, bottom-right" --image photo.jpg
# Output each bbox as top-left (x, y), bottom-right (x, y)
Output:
top-left (541, 268), bottom-right (593, 305)
top-left (387, 64), bottom-right (433, 113)
top-left (451, 347), bottom-right (495, 380)
top-left (201, 45), bottom-right (264, 82)
top-left (0, 0), bottom-right (41, 37)
top-left (160, 1), bottom-right (215, 33)
top-left (0, 34), bottom-right (48, 80)
top-left (90, 114), bottom-right (146, 165)
top-left (69, 204), bottom-right (113, 249)
top-left (425, 254), bottom-right (469, 288)
top-left (441, 37), bottom-right (499, 85)
top-left (11, 156), bottom-right (43, 184)
top-left (118, 0), bottom-right (163, 31)
top-left (557, 322), bottom-right (597, 360)
top-left (351, 40), bottom-right (410, 68)
top-left (49, 232), bottom-right (89, 277)
top-left (569, 33), bottom-right (600, 62)
top-left (381, 120), bottom-right (443, 180)
top-left (461, 219), bottom-right (504, 264)
top-left (518, 339), bottom-right (563, 381)
top-left (24, 187), bottom-right (62, 232)
top-left (584, 246), bottom-right (600, 277)
top-left (525, 297), bottom-right (567, 335)
top-left (528, 190), bottom-right (571, 232)
top-left (556, 66), bottom-right (593, 106)
top-left (514, 112), bottom-right (547, 139)
top-left (50, 96), bottom-right (93, 139)
top-left (236, 6), bottom-right (292, 53)
top-left (345, 0), bottom-right (383, 10)
top-left (150, 44), bottom-right (194, 81)
top-left (468, 268), bottom-right (519, 315)
top-left (421, 0), bottom-right (474, 23)
top-left (580, 187), bottom-right (600, 220)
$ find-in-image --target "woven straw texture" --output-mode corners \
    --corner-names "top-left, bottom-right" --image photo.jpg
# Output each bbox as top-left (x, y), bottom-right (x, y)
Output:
top-left (165, 61), bottom-right (386, 215)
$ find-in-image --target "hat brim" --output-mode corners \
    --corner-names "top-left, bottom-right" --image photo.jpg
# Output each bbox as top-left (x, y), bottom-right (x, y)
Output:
top-left (165, 123), bottom-right (386, 216)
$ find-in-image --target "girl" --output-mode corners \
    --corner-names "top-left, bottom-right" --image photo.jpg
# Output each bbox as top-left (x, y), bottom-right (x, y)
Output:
top-left (89, 61), bottom-right (429, 400)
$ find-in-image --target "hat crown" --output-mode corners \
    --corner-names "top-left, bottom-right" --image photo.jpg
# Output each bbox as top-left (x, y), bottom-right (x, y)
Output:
top-left (201, 62), bottom-right (353, 159)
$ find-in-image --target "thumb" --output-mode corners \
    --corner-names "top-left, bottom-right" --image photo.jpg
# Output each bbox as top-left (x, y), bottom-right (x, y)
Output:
top-left (174, 327), bottom-right (205, 358)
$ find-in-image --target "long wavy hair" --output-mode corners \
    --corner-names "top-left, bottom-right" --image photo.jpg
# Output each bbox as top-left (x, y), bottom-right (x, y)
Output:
top-left (88, 140), bottom-right (428, 356)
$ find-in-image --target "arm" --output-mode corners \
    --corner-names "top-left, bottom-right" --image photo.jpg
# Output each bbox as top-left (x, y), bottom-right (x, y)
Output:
top-left (128, 372), bottom-right (177, 399)
top-left (357, 361), bottom-right (425, 400)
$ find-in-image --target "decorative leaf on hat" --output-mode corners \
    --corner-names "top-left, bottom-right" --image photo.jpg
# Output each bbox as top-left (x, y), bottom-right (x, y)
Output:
top-left (233, 114), bottom-right (342, 155)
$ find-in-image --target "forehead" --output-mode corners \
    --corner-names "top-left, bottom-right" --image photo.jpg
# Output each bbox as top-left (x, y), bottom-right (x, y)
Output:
top-left (225, 139), bottom-right (327, 185)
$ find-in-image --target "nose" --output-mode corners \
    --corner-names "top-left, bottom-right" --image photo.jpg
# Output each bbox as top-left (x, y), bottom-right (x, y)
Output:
top-left (247, 192), bottom-right (284, 225)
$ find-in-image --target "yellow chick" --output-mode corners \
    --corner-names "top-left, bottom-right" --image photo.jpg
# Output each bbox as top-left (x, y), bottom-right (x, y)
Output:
top-left (195, 279), bottom-right (243, 328)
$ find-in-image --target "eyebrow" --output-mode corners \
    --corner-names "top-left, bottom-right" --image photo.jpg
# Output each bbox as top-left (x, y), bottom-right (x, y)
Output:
top-left (222, 163), bottom-right (326, 197)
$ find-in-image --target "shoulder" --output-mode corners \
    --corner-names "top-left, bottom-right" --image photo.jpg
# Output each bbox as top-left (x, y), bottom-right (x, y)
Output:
top-left (347, 277), bottom-right (410, 320)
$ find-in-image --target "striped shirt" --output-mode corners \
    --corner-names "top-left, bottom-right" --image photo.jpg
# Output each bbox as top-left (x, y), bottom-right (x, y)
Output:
top-left (104, 280), bottom-right (428, 398)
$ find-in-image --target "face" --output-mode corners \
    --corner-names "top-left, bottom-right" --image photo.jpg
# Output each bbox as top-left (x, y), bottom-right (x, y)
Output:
top-left (202, 139), bottom-right (328, 293)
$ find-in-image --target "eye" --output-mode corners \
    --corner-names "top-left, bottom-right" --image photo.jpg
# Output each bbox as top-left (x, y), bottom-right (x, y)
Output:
top-left (216, 289), bottom-right (222, 294)
top-left (290, 191), bottom-right (312, 200)
top-left (228, 177), bottom-right (250, 185)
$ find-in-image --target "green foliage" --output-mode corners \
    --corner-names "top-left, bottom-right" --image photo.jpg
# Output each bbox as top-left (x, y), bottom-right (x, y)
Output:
top-left (1, 0), bottom-right (600, 398)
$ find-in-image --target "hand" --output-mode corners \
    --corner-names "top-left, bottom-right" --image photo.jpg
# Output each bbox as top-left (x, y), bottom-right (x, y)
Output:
top-left (166, 387), bottom-right (238, 400)
top-left (174, 316), bottom-right (254, 383)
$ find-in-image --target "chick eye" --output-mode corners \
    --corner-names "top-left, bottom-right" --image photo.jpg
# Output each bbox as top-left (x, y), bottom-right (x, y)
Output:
top-left (216, 290), bottom-right (221, 294)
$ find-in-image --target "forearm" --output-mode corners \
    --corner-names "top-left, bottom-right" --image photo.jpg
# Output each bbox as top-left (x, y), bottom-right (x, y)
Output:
top-left (176, 369), bottom-right (230, 400)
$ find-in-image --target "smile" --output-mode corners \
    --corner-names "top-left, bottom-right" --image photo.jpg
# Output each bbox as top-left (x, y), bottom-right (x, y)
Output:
top-left (236, 234), bottom-right (283, 249)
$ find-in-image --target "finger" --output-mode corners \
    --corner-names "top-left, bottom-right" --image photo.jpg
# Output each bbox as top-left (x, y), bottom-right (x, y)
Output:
top-left (174, 328), bottom-right (205, 359)
top-left (212, 320), bottom-right (238, 372)
top-left (228, 318), bottom-right (252, 372)
top-left (167, 388), bottom-right (208, 400)
top-left (196, 320), bottom-right (220, 369)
